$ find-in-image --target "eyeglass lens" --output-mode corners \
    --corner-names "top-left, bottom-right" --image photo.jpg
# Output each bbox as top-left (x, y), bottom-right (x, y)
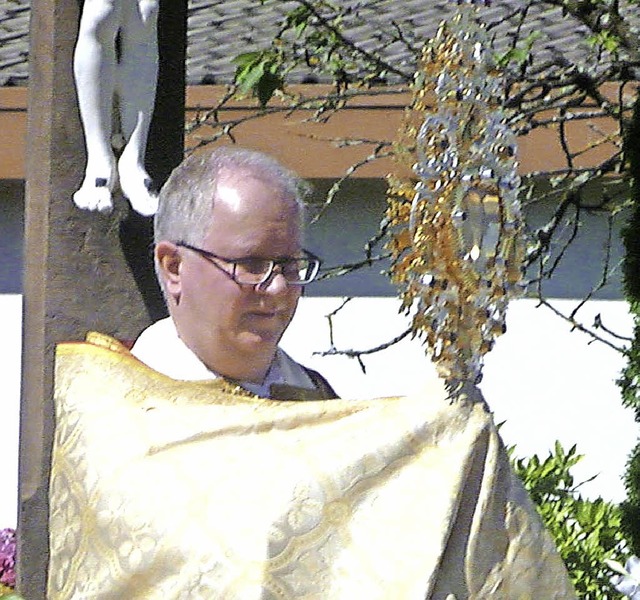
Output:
top-left (235, 257), bottom-right (317, 285)
top-left (176, 242), bottom-right (320, 285)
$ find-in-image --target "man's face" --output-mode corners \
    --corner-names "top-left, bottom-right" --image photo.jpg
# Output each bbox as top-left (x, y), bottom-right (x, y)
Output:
top-left (162, 171), bottom-right (303, 382)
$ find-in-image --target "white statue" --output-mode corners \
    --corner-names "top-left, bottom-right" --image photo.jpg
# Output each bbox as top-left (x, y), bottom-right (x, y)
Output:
top-left (73, 0), bottom-right (160, 216)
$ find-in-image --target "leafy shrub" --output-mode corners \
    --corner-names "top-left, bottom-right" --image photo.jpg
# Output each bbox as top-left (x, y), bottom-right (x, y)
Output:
top-left (511, 441), bottom-right (630, 599)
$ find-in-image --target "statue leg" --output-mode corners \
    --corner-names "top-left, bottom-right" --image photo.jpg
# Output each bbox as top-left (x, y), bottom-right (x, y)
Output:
top-left (116, 0), bottom-right (160, 217)
top-left (73, 0), bottom-right (122, 213)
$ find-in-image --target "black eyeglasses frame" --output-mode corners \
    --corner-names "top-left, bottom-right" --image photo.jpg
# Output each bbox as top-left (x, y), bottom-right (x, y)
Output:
top-left (175, 241), bottom-right (322, 286)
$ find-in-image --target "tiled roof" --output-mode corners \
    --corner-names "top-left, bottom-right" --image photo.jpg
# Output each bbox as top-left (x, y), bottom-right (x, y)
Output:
top-left (0, 0), bottom-right (28, 85)
top-left (186, 0), bottom-right (598, 85)
top-left (1, 0), bottom-right (638, 87)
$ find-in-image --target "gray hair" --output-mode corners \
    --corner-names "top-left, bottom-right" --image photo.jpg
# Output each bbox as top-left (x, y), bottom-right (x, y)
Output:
top-left (153, 146), bottom-right (310, 292)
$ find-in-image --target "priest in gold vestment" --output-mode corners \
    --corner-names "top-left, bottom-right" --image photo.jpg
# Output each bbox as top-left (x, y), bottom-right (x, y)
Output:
top-left (51, 3), bottom-right (583, 588)
top-left (48, 144), bottom-right (576, 598)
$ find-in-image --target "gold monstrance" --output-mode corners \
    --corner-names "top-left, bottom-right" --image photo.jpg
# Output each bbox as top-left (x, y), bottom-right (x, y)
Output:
top-left (386, 1), bottom-right (527, 392)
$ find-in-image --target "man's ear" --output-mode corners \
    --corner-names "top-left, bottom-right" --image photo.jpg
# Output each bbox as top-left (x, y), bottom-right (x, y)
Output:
top-left (155, 241), bottom-right (182, 298)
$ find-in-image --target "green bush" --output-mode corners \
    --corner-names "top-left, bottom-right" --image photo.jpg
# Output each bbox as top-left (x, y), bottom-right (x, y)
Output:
top-left (510, 441), bottom-right (630, 599)
top-left (619, 92), bottom-right (640, 558)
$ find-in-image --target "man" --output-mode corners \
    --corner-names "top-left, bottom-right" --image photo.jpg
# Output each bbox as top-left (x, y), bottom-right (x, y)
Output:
top-left (131, 145), bottom-right (336, 399)
top-left (48, 146), bottom-right (576, 599)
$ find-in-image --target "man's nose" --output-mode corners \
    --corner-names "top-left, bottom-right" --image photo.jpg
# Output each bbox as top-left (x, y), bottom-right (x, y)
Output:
top-left (257, 269), bottom-right (289, 294)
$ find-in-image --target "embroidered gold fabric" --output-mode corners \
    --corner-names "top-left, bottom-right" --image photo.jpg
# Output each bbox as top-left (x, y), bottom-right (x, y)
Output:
top-left (49, 336), bottom-right (576, 599)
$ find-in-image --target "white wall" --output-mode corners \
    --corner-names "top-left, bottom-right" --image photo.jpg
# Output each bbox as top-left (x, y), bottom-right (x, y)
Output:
top-left (282, 296), bottom-right (637, 503)
top-left (0, 294), bottom-right (636, 528)
top-left (0, 294), bottom-right (22, 528)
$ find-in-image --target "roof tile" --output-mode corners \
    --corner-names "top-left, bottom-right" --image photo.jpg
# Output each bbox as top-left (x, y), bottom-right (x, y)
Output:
top-left (0, 0), bottom-right (636, 87)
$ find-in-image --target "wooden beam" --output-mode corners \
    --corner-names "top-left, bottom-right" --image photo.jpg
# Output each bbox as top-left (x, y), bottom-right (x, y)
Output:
top-left (18, 1), bottom-right (185, 597)
top-left (0, 82), bottom-right (631, 180)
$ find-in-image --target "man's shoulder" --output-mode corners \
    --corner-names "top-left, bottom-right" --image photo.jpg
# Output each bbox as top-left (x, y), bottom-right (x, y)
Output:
top-left (275, 349), bottom-right (339, 400)
top-left (301, 366), bottom-right (339, 399)
top-left (130, 317), bottom-right (216, 381)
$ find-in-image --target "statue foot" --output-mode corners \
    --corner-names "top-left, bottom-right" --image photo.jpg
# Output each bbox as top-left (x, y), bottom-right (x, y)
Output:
top-left (73, 176), bottom-right (115, 214)
top-left (118, 159), bottom-right (159, 217)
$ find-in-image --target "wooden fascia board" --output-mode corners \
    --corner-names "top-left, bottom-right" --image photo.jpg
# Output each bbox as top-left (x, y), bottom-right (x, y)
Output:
top-left (0, 82), bottom-right (632, 180)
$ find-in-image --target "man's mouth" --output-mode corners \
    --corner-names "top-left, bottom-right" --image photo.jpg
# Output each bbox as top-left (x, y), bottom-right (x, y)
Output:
top-left (248, 309), bottom-right (279, 319)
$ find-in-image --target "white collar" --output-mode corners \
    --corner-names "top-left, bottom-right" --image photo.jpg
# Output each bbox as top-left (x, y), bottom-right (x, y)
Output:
top-left (130, 317), bottom-right (314, 396)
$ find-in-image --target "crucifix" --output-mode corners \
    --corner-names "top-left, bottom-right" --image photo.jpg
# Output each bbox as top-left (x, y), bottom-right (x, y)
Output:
top-left (73, 0), bottom-right (161, 216)
top-left (18, 1), bottom-right (186, 596)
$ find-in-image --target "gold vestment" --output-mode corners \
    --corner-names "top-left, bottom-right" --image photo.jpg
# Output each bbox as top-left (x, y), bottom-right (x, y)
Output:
top-left (48, 334), bottom-right (576, 599)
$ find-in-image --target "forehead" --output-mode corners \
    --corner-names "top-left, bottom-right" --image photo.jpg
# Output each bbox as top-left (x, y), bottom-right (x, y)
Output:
top-left (214, 169), bottom-right (300, 218)
top-left (204, 170), bottom-right (302, 254)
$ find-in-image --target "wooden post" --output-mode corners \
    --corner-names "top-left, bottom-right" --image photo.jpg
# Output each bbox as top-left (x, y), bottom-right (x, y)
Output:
top-left (17, 1), bottom-right (186, 596)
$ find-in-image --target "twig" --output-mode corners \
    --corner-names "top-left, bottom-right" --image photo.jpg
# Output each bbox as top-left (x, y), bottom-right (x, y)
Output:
top-left (314, 327), bottom-right (414, 374)
top-left (536, 298), bottom-right (627, 354)
top-left (292, 0), bottom-right (414, 82)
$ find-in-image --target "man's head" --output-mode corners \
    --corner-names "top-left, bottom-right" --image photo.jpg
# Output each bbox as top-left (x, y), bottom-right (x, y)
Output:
top-left (154, 146), bottom-right (315, 383)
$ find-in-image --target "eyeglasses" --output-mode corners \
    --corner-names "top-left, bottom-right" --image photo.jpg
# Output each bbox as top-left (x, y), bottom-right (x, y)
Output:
top-left (176, 241), bottom-right (322, 286)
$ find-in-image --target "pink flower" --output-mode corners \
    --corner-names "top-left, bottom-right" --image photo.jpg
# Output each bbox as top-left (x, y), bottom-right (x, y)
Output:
top-left (0, 528), bottom-right (16, 588)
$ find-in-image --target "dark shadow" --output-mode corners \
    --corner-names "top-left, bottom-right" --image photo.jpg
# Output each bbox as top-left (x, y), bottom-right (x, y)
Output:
top-left (0, 180), bottom-right (25, 293)
top-left (119, 209), bottom-right (168, 322)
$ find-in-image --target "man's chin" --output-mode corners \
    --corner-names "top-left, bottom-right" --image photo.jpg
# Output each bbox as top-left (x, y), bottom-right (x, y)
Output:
top-left (238, 328), bottom-right (283, 349)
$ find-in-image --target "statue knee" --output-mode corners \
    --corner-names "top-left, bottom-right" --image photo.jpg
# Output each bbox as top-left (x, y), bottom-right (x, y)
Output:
top-left (77, 0), bottom-right (121, 43)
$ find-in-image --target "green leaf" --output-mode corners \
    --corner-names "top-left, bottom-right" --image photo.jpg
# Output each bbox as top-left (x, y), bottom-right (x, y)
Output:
top-left (232, 48), bottom-right (285, 106)
top-left (494, 32), bottom-right (541, 68)
top-left (285, 4), bottom-right (312, 32)
top-left (256, 70), bottom-right (284, 107)
top-left (587, 31), bottom-right (620, 53)
top-left (236, 60), bottom-right (266, 97)
top-left (232, 51), bottom-right (264, 69)
top-left (496, 47), bottom-right (529, 68)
